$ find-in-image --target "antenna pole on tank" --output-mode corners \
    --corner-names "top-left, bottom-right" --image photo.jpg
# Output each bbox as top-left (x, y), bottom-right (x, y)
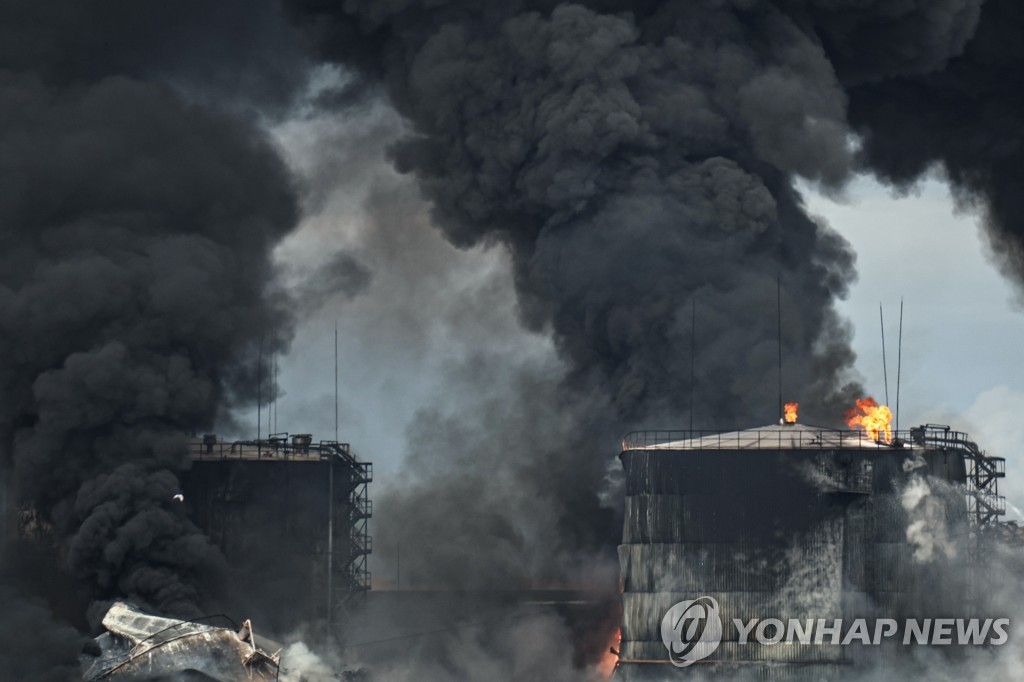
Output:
top-left (274, 333), bottom-right (279, 435)
top-left (270, 346), bottom-right (274, 435)
top-left (257, 335), bottom-right (263, 458)
top-left (777, 275), bottom-right (783, 422)
top-left (880, 303), bottom-right (890, 407)
top-left (690, 298), bottom-right (696, 433)
top-left (327, 438), bottom-right (334, 632)
top-left (327, 321), bottom-right (339, 632)
top-left (272, 336), bottom-right (277, 435)
top-left (896, 298), bottom-right (904, 435)
top-left (334, 322), bottom-right (339, 443)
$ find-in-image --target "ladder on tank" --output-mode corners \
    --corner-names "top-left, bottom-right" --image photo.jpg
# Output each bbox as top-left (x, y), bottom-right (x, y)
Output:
top-left (319, 441), bottom-right (373, 619)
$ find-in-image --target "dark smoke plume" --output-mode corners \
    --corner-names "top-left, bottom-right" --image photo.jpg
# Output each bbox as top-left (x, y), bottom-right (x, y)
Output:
top-left (0, 0), bottom-right (304, 645)
top-left (0, 0), bottom-right (311, 114)
top-left (287, 1), bottom-right (863, 427)
top-left (0, 587), bottom-right (82, 681)
top-left (833, 0), bottom-right (1024, 293)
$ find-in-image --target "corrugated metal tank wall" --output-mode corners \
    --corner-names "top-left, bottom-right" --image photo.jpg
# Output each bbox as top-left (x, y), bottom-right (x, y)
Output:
top-left (181, 458), bottom-right (354, 632)
top-left (615, 443), bottom-right (968, 680)
top-left (841, 449), bottom-right (970, 673)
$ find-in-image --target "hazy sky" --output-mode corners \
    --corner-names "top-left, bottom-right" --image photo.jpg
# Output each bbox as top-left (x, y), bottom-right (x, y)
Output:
top-left (264, 98), bottom-right (556, 478)
top-left (806, 176), bottom-right (1024, 513)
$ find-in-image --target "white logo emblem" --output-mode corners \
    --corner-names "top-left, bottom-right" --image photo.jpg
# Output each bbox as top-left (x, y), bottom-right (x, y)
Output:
top-left (661, 596), bottom-right (723, 667)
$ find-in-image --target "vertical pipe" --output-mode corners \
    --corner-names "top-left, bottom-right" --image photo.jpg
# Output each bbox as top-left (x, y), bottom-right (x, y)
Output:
top-left (880, 303), bottom-right (890, 407)
top-left (327, 454), bottom-right (334, 630)
top-left (896, 298), bottom-right (904, 435)
top-left (335, 322), bottom-right (339, 443)
top-left (272, 339), bottom-right (277, 435)
top-left (257, 335), bottom-right (263, 458)
top-left (689, 299), bottom-right (695, 433)
top-left (397, 541), bottom-right (400, 592)
top-left (777, 276), bottom-right (783, 421)
top-left (0, 465), bottom-right (7, 549)
top-left (327, 322), bottom-right (338, 630)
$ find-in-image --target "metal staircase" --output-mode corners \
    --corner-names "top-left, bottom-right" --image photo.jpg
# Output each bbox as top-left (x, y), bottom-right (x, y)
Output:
top-left (908, 424), bottom-right (1006, 559)
top-left (319, 440), bottom-right (373, 613)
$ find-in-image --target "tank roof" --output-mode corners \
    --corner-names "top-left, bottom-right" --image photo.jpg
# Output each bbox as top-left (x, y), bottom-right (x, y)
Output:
top-left (622, 423), bottom-right (914, 451)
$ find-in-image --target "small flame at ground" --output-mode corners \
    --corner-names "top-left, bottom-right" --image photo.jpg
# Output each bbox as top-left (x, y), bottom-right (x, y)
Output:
top-left (597, 627), bottom-right (621, 679)
top-left (845, 398), bottom-right (893, 441)
top-left (784, 402), bottom-right (798, 424)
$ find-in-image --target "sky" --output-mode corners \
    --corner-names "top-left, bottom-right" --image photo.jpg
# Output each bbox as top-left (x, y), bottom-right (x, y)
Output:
top-left (804, 176), bottom-right (1024, 512)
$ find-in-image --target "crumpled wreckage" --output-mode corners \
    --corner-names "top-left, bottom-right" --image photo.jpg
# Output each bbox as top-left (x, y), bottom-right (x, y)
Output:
top-left (80, 601), bottom-right (280, 681)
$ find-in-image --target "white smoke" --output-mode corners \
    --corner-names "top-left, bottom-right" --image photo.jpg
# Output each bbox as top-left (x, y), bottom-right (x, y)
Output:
top-left (902, 455), bottom-right (927, 473)
top-left (902, 475), bottom-right (958, 563)
top-left (279, 641), bottom-right (337, 681)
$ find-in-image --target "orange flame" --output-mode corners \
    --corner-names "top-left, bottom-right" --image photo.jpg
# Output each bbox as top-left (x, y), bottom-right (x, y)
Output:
top-left (845, 398), bottom-right (893, 441)
top-left (597, 627), bottom-right (621, 679)
top-left (784, 402), bottom-right (798, 424)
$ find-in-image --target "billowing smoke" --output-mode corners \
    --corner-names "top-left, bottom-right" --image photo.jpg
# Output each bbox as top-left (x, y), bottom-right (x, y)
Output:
top-left (3, 0), bottom-right (1024, 679)
top-left (835, 0), bottom-right (1024, 295)
top-left (0, 0), bottom-right (305, 637)
top-left (278, 2), bottom-right (1024, 675)
top-left (282, 1), bottom-right (873, 613)
top-left (286, 1), bottom-right (863, 428)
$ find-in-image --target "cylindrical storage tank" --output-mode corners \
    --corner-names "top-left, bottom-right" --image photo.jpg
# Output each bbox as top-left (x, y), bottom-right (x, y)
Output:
top-left (614, 423), bottom-right (969, 681)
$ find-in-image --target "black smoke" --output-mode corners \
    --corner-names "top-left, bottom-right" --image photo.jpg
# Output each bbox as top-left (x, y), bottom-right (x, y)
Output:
top-left (0, 1), bottom-right (308, 670)
top-left (0, 0), bottom-right (311, 114)
top-left (834, 0), bottom-right (1024, 293)
top-left (0, 587), bottom-right (82, 681)
top-left (286, 1), bottom-right (863, 427)
top-left (4, 0), bottom-right (1024, 678)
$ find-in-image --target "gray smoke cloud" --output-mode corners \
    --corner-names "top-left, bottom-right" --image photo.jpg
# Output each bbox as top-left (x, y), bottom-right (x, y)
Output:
top-left (275, 97), bottom-right (622, 590)
top-left (272, 92), bottom-right (623, 676)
